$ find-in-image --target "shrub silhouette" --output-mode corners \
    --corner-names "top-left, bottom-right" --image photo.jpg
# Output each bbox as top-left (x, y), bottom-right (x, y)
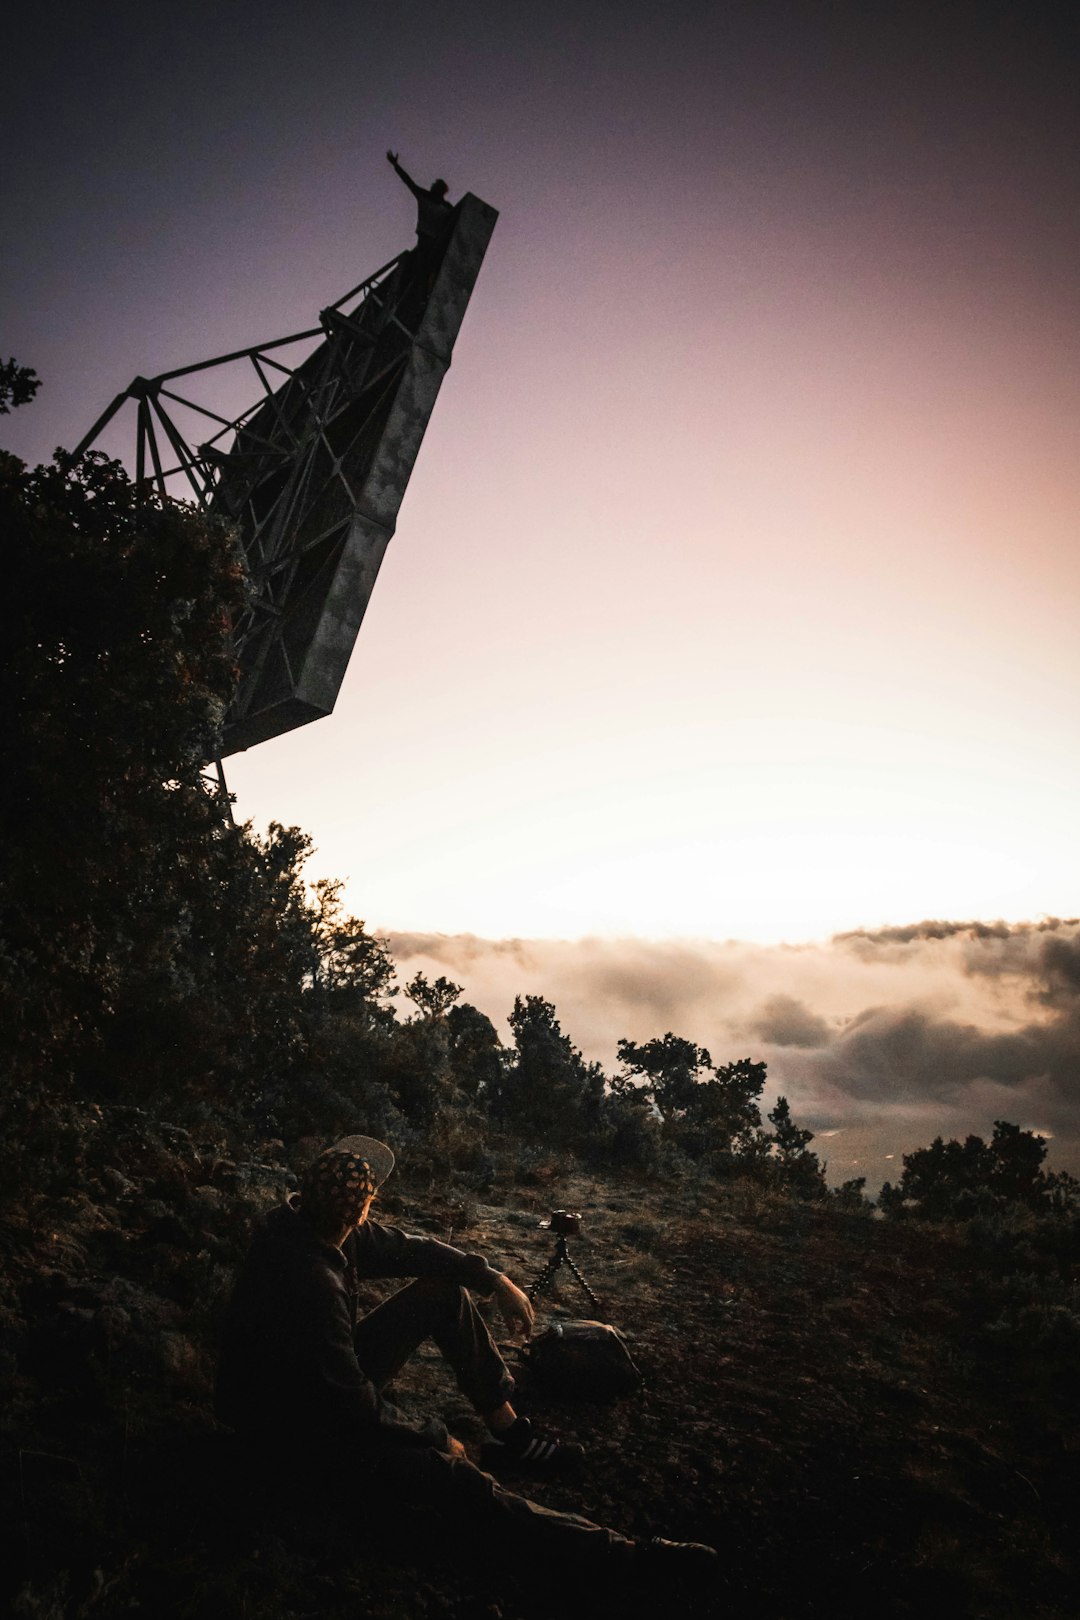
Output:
top-left (880, 1120), bottom-right (1080, 1220)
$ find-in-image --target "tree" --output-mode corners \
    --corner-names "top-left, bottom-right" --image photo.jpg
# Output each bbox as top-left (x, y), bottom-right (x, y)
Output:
top-left (612, 1036), bottom-right (771, 1160)
top-left (768, 1095), bottom-right (814, 1159)
top-left (0, 357), bottom-right (40, 413)
top-left (497, 995), bottom-right (605, 1141)
top-left (310, 877), bottom-right (396, 1010)
top-left (879, 1120), bottom-right (1075, 1219)
top-left (0, 441), bottom-right (351, 1171)
top-left (880, 1135), bottom-right (988, 1218)
top-left (767, 1096), bottom-right (826, 1197)
top-left (0, 395), bottom-right (415, 1179)
top-left (381, 1014), bottom-right (453, 1128)
top-left (985, 1120), bottom-right (1051, 1204)
top-left (446, 1002), bottom-right (506, 1102)
top-left (685, 1058), bottom-right (768, 1153)
top-left (405, 972), bottom-right (463, 1020)
top-left (614, 1033), bottom-right (712, 1121)
top-left (1, 449), bottom-right (247, 1121)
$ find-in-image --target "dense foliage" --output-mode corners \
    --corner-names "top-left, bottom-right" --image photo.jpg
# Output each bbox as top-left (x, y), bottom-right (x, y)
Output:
top-left (4, 378), bottom-right (1080, 1620)
top-left (0, 358), bottom-right (41, 414)
top-left (879, 1119), bottom-right (1080, 1220)
top-left (6, 391), bottom-right (1077, 1229)
top-left (7, 409), bottom-right (1075, 1217)
top-left (0, 412), bottom-right (834, 1210)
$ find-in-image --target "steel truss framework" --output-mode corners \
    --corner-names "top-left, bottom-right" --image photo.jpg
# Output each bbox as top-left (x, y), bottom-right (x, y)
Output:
top-left (71, 194), bottom-right (497, 759)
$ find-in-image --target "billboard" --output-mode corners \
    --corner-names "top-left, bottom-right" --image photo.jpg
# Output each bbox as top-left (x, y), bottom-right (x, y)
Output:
top-left (70, 194), bottom-right (498, 757)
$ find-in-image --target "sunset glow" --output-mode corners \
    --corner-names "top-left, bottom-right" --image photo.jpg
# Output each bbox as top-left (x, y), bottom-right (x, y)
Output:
top-left (6, 1), bottom-right (1080, 1174)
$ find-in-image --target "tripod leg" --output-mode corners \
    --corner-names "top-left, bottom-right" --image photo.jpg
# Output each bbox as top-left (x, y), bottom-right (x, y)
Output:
top-left (563, 1250), bottom-right (605, 1318)
top-left (527, 1253), bottom-right (561, 1303)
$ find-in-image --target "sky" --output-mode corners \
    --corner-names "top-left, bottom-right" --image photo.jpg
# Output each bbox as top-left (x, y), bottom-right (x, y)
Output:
top-left (5, 1), bottom-right (1079, 1183)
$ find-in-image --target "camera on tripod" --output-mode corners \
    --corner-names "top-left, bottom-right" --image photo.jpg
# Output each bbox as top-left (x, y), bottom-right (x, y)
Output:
top-left (528, 1209), bottom-right (602, 1316)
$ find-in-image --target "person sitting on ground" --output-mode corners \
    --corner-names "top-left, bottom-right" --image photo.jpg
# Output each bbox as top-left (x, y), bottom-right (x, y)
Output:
top-left (215, 1134), bottom-right (718, 1581)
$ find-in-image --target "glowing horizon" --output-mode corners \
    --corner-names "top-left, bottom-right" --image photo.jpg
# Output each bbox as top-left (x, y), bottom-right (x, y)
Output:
top-left (6, 3), bottom-right (1079, 951)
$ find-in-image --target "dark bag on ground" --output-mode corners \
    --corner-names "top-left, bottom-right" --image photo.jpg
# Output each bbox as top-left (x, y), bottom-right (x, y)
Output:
top-left (524, 1319), bottom-right (642, 1400)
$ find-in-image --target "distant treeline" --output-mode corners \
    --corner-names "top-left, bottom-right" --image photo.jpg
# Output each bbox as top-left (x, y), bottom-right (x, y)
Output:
top-left (2, 400), bottom-right (1076, 1226)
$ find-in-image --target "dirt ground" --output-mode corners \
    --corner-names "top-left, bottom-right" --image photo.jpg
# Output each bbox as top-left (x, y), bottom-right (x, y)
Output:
top-left (4, 1161), bottom-right (1078, 1618)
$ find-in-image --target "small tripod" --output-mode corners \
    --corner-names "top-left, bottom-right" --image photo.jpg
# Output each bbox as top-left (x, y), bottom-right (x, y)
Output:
top-left (527, 1211), bottom-right (605, 1318)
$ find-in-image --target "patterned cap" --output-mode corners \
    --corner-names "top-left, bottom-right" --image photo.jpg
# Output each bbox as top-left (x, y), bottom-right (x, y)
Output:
top-left (300, 1149), bottom-right (378, 1227)
top-left (330, 1134), bottom-right (395, 1187)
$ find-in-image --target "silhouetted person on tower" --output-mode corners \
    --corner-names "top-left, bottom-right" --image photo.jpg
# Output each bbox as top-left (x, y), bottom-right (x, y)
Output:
top-left (387, 150), bottom-right (454, 245)
top-left (386, 151), bottom-right (456, 303)
top-left (386, 151), bottom-right (456, 304)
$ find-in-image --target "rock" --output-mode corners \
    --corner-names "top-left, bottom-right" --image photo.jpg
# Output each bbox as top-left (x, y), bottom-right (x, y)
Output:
top-left (94, 1304), bottom-right (132, 1348)
top-left (101, 1168), bottom-right (138, 1200)
top-left (155, 1330), bottom-right (202, 1381)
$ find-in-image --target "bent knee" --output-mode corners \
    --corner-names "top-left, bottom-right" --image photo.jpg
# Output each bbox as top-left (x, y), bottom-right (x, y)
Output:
top-left (411, 1275), bottom-right (465, 1305)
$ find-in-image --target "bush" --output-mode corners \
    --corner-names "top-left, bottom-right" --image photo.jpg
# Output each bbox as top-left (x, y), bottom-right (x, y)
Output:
top-left (880, 1122), bottom-right (1076, 1222)
top-left (983, 1271), bottom-right (1080, 1355)
top-left (585, 1091), bottom-right (662, 1171)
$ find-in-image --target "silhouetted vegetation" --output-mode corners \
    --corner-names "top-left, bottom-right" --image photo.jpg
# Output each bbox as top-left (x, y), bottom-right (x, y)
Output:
top-left (3, 405), bottom-right (1079, 1617)
top-left (880, 1119), bottom-right (1080, 1221)
top-left (0, 415), bottom-right (831, 1205)
top-left (0, 357), bottom-right (40, 414)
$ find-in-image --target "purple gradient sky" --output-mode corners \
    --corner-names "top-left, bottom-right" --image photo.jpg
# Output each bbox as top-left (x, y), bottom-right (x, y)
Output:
top-left (6, 1), bottom-right (1080, 952)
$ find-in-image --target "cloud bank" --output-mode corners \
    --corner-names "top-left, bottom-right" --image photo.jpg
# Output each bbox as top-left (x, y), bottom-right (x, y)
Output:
top-left (385, 919), bottom-right (1080, 1190)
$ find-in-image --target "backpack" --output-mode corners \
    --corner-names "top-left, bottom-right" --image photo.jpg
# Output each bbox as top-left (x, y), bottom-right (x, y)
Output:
top-left (524, 1319), bottom-right (643, 1400)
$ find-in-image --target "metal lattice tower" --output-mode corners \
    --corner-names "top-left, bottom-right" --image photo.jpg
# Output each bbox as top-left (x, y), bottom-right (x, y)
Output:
top-left (70, 194), bottom-right (497, 760)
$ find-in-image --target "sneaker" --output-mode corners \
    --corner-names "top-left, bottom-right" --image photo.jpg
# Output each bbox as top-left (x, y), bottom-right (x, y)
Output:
top-left (635, 1536), bottom-right (719, 1578)
top-left (480, 1416), bottom-right (585, 1474)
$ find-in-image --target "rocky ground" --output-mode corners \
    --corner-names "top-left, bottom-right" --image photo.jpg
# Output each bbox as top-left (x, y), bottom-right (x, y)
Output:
top-left (3, 1118), bottom-right (1078, 1618)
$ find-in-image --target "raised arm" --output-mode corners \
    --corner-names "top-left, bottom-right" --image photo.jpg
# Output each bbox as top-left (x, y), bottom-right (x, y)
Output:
top-left (386, 149), bottom-right (423, 200)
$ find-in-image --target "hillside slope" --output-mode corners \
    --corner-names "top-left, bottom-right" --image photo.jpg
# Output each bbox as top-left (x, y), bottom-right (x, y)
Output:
top-left (2, 1133), bottom-right (1078, 1618)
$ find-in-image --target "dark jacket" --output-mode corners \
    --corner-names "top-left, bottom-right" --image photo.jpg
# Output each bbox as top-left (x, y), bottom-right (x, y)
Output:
top-left (215, 1200), bottom-right (501, 1453)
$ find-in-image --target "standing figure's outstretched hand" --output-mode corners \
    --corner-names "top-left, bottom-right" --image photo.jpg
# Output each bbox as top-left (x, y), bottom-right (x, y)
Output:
top-left (386, 149), bottom-right (399, 164)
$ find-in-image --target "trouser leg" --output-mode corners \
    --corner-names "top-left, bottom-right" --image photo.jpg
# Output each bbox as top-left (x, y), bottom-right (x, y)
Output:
top-left (373, 1445), bottom-right (636, 1572)
top-left (352, 1277), bottom-right (513, 1415)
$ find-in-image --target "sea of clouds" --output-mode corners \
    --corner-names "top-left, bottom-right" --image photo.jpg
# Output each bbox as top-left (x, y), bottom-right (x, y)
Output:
top-left (386, 918), bottom-right (1080, 1192)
